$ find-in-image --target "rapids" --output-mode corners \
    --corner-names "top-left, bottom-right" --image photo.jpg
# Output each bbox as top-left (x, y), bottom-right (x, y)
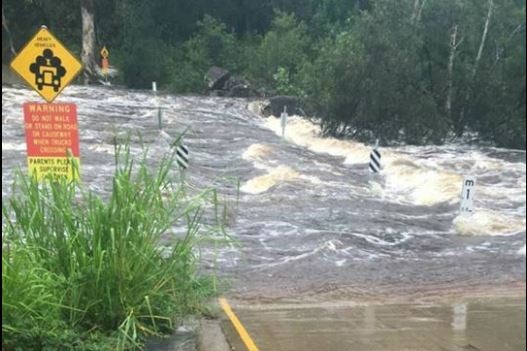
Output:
top-left (2, 84), bottom-right (525, 299)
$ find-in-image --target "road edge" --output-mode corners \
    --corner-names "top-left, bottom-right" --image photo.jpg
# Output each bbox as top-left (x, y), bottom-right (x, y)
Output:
top-left (198, 319), bottom-right (232, 351)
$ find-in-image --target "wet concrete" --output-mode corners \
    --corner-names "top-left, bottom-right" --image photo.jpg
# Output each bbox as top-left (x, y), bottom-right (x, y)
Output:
top-left (222, 297), bottom-right (526, 351)
top-left (198, 319), bottom-right (231, 351)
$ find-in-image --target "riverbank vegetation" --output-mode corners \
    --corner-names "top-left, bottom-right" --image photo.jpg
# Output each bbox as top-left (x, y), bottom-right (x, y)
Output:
top-left (2, 0), bottom-right (525, 148)
top-left (2, 143), bottom-right (224, 350)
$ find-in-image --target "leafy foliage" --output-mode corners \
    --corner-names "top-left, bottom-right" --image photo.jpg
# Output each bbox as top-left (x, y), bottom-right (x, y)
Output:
top-left (2, 142), bottom-right (224, 350)
top-left (169, 15), bottom-right (240, 93)
top-left (2, 0), bottom-right (526, 148)
top-left (248, 12), bottom-right (309, 86)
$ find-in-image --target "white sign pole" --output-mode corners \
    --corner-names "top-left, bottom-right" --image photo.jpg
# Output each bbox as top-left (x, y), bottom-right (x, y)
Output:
top-left (280, 106), bottom-right (288, 138)
top-left (152, 82), bottom-right (162, 130)
top-left (459, 176), bottom-right (476, 214)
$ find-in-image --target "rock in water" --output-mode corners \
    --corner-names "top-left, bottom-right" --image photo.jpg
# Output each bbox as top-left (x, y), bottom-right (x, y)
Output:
top-left (205, 67), bottom-right (230, 90)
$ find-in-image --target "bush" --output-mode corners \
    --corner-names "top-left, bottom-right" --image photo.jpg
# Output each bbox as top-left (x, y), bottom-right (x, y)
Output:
top-left (248, 12), bottom-right (309, 87)
top-left (273, 66), bottom-right (305, 97)
top-left (169, 15), bottom-right (240, 93)
top-left (300, 3), bottom-right (449, 144)
top-left (121, 38), bottom-right (171, 89)
top-left (2, 141), bottom-right (224, 350)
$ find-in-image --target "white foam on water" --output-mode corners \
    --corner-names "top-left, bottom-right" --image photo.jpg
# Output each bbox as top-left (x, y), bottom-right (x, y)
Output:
top-left (241, 165), bottom-right (300, 194)
top-left (2, 142), bottom-right (26, 151)
top-left (88, 144), bottom-right (115, 154)
top-left (262, 115), bottom-right (467, 206)
top-left (335, 259), bottom-right (347, 267)
top-left (253, 246), bottom-right (322, 269)
top-left (368, 180), bottom-right (384, 197)
top-left (383, 162), bottom-right (463, 206)
top-left (247, 101), bottom-right (266, 116)
top-left (264, 116), bottom-right (371, 162)
top-left (354, 233), bottom-right (413, 246)
top-left (518, 245), bottom-right (526, 255)
top-left (453, 210), bottom-right (526, 236)
top-left (260, 113), bottom-right (526, 211)
top-left (298, 174), bottom-right (323, 185)
top-left (242, 143), bottom-right (273, 161)
top-left (241, 142), bottom-right (323, 194)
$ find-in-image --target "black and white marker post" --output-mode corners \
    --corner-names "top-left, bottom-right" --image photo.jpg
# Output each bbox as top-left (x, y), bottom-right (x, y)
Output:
top-left (459, 176), bottom-right (476, 214)
top-left (280, 106), bottom-right (288, 138)
top-left (369, 139), bottom-right (381, 173)
top-left (152, 81), bottom-right (162, 130)
top-left (176, 143), bottom-right (189, 170)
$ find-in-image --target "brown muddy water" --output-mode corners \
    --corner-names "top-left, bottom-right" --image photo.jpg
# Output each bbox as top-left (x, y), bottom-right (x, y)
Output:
top-left (2, 84), bottom-right (526, 301)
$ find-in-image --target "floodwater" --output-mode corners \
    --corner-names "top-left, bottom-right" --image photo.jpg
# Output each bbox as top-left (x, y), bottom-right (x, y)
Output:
top-left (2, 84), bottom-right (525, 299)
top-left (222, 297), bottom-right (526, 351)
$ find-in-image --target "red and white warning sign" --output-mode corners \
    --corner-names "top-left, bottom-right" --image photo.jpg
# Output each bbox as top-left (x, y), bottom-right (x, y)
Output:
top-left (23, 102), bottom-right (80, 180)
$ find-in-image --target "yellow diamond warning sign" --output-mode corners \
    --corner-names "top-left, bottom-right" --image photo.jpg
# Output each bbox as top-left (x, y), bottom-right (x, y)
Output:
top-left (10, 26), bottom-right (82, 103)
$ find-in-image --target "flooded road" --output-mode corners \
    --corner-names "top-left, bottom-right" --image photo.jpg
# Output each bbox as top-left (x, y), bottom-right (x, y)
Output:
top-left (2, 84), bottom-right (525, 300)
top-left (222, 297), bottom-right (526, 351)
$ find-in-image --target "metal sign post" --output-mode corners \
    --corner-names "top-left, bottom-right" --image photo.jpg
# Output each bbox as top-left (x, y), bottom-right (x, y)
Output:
top-left (12, 26), bottom-right (82, 181)
top-left (10, 25), bottom-right (82, 103)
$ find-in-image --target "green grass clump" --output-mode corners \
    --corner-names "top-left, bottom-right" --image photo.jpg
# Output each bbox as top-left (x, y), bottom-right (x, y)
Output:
top-left (2, 141), bottom-right (224, 350)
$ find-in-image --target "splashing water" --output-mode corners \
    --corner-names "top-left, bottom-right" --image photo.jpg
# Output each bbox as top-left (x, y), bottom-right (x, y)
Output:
top-left (241, 165), bottom-right (300, 194)
top-left (453, 211), bottom-right (527, 236)
top-left (2, 85), bottom-right (525, 298)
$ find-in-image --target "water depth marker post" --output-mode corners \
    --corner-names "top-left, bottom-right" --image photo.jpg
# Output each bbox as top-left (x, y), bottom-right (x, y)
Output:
top-left (280, 105), bottom-right (288, 138)
top-left (459, 176), bottom-right (476, 214)
top-left (175, 142), bottom-right (189, 184)
top-left (152, 81), bottom-right (162, 130)
top-left (369, 139), bottom-right (382, 173)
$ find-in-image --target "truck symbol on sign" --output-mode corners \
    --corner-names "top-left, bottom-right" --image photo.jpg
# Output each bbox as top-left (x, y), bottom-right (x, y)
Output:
top-left (29, 49), bottom-right (66, 92)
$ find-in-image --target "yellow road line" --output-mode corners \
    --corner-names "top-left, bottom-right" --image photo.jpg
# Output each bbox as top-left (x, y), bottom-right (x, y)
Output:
top-left (219, 297), bottom-right (260, 351)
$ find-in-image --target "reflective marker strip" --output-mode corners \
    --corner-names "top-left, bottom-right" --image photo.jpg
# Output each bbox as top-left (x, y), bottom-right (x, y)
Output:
top-left (369, 148), bottom-right (381, 173)
top-left (176, 145), bottom-right (189, 169)
top-left (219, 298), bottom-right (260, 351)
top-left (176, 155), bottom-right (188, 169)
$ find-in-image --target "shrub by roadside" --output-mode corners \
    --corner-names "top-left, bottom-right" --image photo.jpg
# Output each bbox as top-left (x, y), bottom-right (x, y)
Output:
top-left (2, 141), bottom-right (225, 350)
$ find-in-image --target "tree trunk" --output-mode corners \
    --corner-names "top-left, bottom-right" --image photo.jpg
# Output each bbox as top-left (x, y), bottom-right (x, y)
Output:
top-left (2, 5), bottom-right (16, 57)
top-left (411, 0), bottom-right (420, 22)
top-left (80, 0), bottom-right (98, 84)
top-left (471, 0), bottom-right (493, 80)
top-left (416, 0), bottom-right (426, 22)
top-left (446, 24), bottom-right (461, 120)
top-left (458, 0), bottom-right (494, 135)
top-left (411, 0), bottom-right (426, 23)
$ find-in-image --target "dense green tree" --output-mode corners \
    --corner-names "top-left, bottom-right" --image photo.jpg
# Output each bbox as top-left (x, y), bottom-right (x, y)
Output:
top-left (2, 0), bottom-right (525, 148)
top-left (248, 12), bottom-right (309, 86)
top-left (169, 15), bottom-right (241, 92)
